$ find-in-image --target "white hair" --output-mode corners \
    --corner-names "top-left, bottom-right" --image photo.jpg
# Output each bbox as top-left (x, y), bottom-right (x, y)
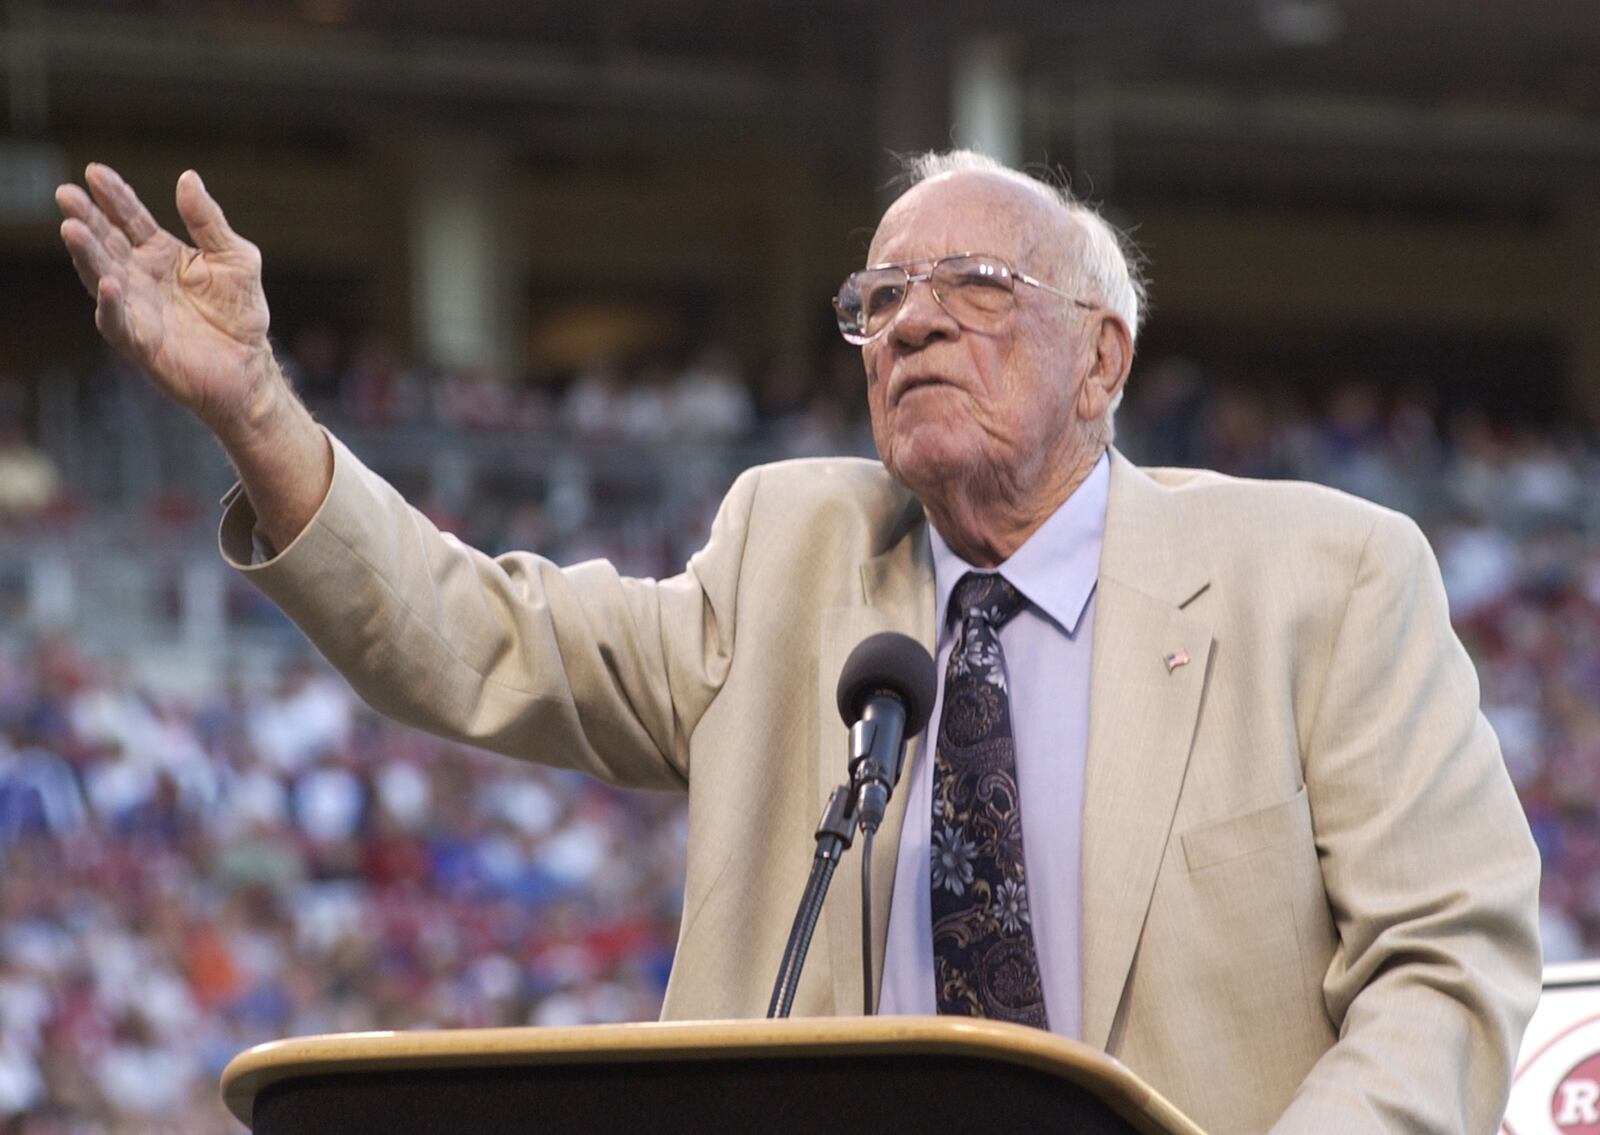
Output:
top-left (903, 150), bottom-right (1146, 433)
top-left (905, 150), bottom-right (1144, 341)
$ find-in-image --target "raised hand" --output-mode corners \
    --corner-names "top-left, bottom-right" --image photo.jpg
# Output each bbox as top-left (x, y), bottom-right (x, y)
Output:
top-left (57, 164), bottom-right (276, 436)
top-left (58, 163), bottom-right (331, 550)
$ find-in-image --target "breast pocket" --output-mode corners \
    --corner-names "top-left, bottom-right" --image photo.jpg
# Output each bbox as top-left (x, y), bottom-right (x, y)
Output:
top-left (1181, 785), bottom-right (1313, 873)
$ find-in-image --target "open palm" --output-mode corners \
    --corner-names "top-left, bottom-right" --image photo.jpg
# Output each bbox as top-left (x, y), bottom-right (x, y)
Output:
top-left (58, 164), bottom-right (274, 429)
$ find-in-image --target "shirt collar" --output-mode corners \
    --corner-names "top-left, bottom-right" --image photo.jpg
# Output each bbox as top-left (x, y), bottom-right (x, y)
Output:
top-left (929, 449), bottom-right (1109, 638)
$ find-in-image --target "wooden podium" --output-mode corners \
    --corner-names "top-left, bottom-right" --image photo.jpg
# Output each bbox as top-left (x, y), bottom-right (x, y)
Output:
top-left (222, 1016), bottom-right (1208, 1134)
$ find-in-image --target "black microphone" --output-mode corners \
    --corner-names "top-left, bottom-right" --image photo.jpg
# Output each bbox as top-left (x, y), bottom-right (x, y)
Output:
top-left (836, 632), bottom-right (936, 834)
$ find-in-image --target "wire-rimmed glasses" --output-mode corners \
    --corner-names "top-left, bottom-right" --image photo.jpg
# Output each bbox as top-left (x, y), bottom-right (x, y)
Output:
top-left (833, 252), bottom-right (1093, 345)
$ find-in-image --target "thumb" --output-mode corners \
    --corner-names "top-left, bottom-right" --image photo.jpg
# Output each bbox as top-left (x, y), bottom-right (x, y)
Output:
top-left (175, 170), bottom-right (241, 254)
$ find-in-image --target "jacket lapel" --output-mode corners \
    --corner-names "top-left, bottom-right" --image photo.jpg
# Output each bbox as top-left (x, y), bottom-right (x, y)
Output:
top-left (815, 500), bottom-right (934, 1017)
top-left (1079, 451), bottom-right (1214, 1050)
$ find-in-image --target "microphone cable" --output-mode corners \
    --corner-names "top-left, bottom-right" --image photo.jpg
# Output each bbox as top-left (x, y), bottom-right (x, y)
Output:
top-left (861, 825), bottom-right (875, 1015)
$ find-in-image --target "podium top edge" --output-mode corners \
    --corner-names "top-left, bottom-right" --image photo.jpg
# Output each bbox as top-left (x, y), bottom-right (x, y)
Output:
top-left (222, 1016), bottom-right (1206, 1135)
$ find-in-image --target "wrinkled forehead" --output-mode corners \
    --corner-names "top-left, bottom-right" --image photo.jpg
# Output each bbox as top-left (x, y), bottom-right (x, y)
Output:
top-left (867, 171), bottom-right (1078, 270)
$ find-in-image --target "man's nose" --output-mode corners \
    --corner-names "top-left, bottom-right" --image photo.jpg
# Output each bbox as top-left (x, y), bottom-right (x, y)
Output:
top-left (889, 278), bottom-right (959, 346)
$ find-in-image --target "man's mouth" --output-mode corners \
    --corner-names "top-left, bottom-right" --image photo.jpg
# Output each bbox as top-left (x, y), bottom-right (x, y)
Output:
top-left (893, 375), bottom-right (955, 404)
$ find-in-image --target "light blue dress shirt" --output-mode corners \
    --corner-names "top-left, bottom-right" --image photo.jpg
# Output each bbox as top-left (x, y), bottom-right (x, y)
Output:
top-left (878, 450), bottom-right (1108, 1040)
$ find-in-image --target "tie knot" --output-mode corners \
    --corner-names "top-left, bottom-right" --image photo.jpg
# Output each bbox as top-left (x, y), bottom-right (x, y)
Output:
top-left (949, 572), bottom-right (1026, 629)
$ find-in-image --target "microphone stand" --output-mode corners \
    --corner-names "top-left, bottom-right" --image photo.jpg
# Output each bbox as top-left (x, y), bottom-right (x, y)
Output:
top-left (767, 699), bottom-right (908, 1019)
top-left (767, 784), bottom-right (858, 1019)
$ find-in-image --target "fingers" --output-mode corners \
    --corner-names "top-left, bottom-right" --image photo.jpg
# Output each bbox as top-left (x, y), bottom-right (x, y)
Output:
top-left (86, 274), bottom-right (146, 366)
top-left (175, 169), bottom-right (243, 255)
top-left (56, 182), bottom-right (134, 261)
top-left (59, 216), bottom-right (118, 298)
top-left (57, 178), bottom-right (139, 352)
top-left (94, 276), bottom-right (128, 344)
top-left (56, 183), bottom-right (105, 236)
top-left (84, 163), bottom-right (162, 247)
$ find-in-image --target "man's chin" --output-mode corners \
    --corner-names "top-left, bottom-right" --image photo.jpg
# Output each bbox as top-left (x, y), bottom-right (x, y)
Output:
top-left (882, 436), bottom-right (988, 497)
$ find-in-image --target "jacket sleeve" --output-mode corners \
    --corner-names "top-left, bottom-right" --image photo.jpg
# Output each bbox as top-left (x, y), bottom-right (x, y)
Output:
top-left (1270, 508), bottom-right (1542, 1134)
top-left (220, 431), bottom-right (760, 790)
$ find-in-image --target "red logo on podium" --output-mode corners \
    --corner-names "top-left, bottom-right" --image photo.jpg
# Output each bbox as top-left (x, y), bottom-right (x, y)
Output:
top-left (1554, 1052), bottom-right (1600, 1132)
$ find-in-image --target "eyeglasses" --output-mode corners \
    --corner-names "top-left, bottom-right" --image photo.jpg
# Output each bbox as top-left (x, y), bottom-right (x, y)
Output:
top-left (833, 252), bottom-right (1093, 345)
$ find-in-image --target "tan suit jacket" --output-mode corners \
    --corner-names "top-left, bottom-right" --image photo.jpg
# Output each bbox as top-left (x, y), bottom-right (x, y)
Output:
top-left (224, 436), bottom-right (1541, 1135)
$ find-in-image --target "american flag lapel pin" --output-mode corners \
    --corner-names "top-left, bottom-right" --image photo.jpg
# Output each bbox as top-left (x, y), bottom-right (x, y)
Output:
top-left (1164, 649), bottom-right (1190, 674)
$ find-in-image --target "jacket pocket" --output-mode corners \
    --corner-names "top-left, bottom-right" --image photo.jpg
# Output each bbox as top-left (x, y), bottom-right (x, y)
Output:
top-left (1181, 785), bottom-right (1312, 873)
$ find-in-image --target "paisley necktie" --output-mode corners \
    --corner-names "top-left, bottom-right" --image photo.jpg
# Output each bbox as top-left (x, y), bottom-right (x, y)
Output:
top-left (930, 571), bottom-right (1048, 1028)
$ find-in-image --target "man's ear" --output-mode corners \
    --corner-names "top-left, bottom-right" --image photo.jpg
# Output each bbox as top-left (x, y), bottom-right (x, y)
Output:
top-left (1077, 313), bottom-right (1134, 422)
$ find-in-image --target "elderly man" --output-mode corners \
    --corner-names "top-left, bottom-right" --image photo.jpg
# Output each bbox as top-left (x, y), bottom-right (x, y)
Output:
top-left (58, 152), bottom-right (1540, 1134)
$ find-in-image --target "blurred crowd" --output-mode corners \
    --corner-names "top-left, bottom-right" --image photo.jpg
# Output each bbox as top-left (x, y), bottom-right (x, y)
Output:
top-left (1, 338), bottom-right (1598, 1133)
top-left (0, 643), bottom-right (684, 1133)
top-left (279, 327), bottom-right (873, 458)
